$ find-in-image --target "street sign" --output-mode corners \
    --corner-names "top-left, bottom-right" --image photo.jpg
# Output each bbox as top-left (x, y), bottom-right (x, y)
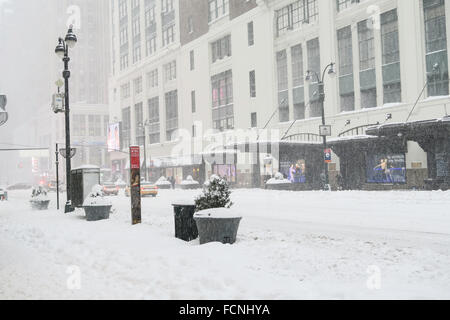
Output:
top-left (324, 149), bottom-right (332, 163)
top-left (52, 93), bottom-right (65, 113)
top-left (319, 125), bottom-right (332, 137)
top-left (59, 148), bottom-right (77, 159)
top-left (130, 146), bottom-right (142, 225)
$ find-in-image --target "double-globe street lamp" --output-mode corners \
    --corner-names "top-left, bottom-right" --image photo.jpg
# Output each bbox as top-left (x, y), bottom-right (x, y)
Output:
top-left (138, 121), bottom-right (150, 182)
top-left (305, 62), bottom-right (336, 190)
top-left (54, 25), bottom-right (77, 212)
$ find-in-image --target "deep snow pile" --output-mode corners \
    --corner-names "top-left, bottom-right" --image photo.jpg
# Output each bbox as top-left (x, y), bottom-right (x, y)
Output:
top-left (1, 189), bottom-right (450, 300)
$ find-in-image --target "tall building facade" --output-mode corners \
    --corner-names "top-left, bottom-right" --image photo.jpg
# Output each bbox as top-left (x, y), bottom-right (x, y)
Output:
top-left (108, 0), bottom-right (450, 189)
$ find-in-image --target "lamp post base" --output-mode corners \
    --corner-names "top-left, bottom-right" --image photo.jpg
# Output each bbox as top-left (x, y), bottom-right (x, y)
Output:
top-left (64, 201), bottom-right (75, 213)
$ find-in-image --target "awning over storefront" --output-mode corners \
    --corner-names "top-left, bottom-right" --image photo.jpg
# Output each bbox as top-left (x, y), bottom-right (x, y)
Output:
top-left (366, 117), bottom-right (450, 189)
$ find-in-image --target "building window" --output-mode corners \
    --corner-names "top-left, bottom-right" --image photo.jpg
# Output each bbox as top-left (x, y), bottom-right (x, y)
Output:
top-left (144, 4), bottom-right (155, 27)
top-left (188, 16), bottom-right (194, 33)
top-left (145, 36), bottom-right (156, 56)
top-left (337, 26), bottom-right (355, 112)
top-left (135, 102), bottom-right (144, 146)
top-left (134, 77), bottom-right (143, 94)
top-left (191, 90), bottom-right (196, 113)
top-left (120, 82), bottom-right (130, 99)
top-left (148, 96), bottom-right (160, 144)
top-left (132, 44), bottom-right (141, 63)
top-left (251, 112), bottom-right (257, 128)
top-left (381, 9), bottom-right (401, 104)
top-left (211, 70), bottom-right (234, 130)
top-left (73, 115), bottom-right (86, 136)
top-left (164, 60), bottom-right (176, 82)
top-left (103, 115), bottom-right (109, 136)
top-left (337, 0), bottom-right (361, 12)
top-left (249, 70), bottom-right (256, 98)
top-left (192, 125), bottom-right (197, 138)
top-left (120, 53), bottom-right (129, 70)
top-left (358, 19), bottom-right (377, 108)
top-left (132, 16), bottom-right (140, 38)
top-left (276, 0), bottom-right (319, 37)
top-left (119, 26), bottom-right (128, 46)
top-left (122, 107), bottom-right (131, 149)
top-left (208, 0), bottom-right (229, 22)
top-left (147, 69), bottom-right (158, 88)
top-left (277, 50), bottom-right (289, 122)
top-left (165, 90), bottom-right (178, 141)
top-left (88, 115), bottom-right (102, 137)
top-left (211, 35), bottom-right (231, 63)
top-left (190, 50), bottom-right (195, 70)
top-left (424, 0), bottom-right (449, 96)
top-left (307, 38), bottom-right (322, 117)
top-left (248, 21), bottom-right (254, 46)
top-left (161, 0), bottom-right (174, 13)
top-left (291, 44), bottom-right (305, 120)
top-left (162, 24), bottom-right (175, 46)
top-left (119, 0), bottom-right (127, 19)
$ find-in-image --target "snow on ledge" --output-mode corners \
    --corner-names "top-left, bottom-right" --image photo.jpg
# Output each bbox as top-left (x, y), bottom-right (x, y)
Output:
top-left (194, 208), bottom-right (242, 219)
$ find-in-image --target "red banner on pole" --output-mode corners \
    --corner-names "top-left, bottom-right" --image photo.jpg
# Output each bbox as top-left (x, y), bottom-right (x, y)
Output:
top-left (130, 146), bottom-right (141, 225)
top-left (130, 146), bottom-right (141, 169)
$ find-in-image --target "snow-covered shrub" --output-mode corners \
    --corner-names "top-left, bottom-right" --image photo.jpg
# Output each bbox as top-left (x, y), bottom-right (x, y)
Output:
top-left (156, 176), bottom-right (171, 186)
top-left (195, 175), bottom-right (233, 212)
top-left (83, 185), bottom-right (112, 206)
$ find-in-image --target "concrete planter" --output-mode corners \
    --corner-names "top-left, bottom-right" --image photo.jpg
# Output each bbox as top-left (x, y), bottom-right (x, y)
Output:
top-left (30, 200), bottom-right (50, 210)
top-left (194, 209), bottom-right (242, 245)
top-left (83, 205), bottom-right (111, 221)
top-left (178, 183), bottom-right (201, 190)
top-left (265, 183), bottom-right (295, 191)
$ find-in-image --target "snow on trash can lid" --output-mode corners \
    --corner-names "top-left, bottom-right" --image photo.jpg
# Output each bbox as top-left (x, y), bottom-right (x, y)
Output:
top-left (172, 199), bottom-right (196, 206)
top-left (194, 208), bottom-right (242, 219)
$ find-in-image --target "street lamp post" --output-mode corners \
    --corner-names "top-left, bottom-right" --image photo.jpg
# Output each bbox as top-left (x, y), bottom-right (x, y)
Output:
top-left (305, 63), bottom-right (336, 191)
top-left (138, 121), bottom-right (149, 182)
top-left (55, 25), bottom-right (77, 212)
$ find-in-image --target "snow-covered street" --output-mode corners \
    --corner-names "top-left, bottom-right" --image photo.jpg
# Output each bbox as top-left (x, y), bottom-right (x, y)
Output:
top-left (1, 189), bottom-right (450, 300)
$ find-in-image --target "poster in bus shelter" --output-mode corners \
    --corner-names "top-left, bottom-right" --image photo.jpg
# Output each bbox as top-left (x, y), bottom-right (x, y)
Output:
top-left (130, 146), bottom-right (141, 225)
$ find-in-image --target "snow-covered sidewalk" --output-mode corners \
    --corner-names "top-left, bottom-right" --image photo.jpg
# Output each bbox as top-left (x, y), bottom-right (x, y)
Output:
top-left (1, 189), bottom-right (450, 299)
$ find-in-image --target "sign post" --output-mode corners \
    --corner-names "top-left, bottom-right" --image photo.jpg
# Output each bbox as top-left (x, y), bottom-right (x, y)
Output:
top-left (130, 146), bottom-right (142, 225)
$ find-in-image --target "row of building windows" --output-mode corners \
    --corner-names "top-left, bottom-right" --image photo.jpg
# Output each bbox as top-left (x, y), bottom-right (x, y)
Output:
top-left (120, 61), bottom-right (175, 100)
top-left (72, 115), bottom-right (109, 137)
top-left (121, 89), bottom-right (178, 147)
top-left (117, 0), bottom-right (175, 71)
top-left (276, 1), bottom-right (449, 122)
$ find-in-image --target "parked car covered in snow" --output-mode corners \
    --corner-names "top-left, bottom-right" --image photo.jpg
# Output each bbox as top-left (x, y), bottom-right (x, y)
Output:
top-left (125, 182), bottom-right (158, 197)
top-left (0, 187), bottom-right (8, 201)
top-left (7, 182), bottom-right (32, 190)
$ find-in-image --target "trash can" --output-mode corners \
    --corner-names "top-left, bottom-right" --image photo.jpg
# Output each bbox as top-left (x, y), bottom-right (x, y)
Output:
top-left (172, 202), bottom-right (198, 241)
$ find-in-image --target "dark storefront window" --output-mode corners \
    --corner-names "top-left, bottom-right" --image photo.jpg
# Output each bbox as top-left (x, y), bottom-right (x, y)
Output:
top-left (280, 159), bottom-right (307, 184)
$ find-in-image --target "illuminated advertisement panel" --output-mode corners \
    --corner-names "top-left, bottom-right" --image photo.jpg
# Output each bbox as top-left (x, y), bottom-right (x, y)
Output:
top-left (107, 122), bottom-right (121, 152)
